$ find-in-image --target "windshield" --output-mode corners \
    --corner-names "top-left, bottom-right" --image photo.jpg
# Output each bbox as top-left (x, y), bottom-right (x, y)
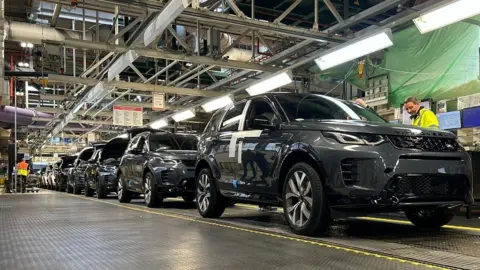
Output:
top-left (275, 94), bottom-right (386, 123)
top-left (60, 157), bottom-right (75, 169)
top-left (173, 135), bottom-right (198, 151)
top-left (149, 133), bottom-right (198, 152)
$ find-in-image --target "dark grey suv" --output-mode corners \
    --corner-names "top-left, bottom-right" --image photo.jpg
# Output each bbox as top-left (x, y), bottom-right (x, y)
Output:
top-left (195, 93), bottom-right (474, 236)
top-left (117, 130), bottom-right (198, 207)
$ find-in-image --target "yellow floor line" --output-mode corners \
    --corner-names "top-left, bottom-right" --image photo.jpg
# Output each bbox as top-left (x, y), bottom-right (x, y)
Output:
top-left (168, 199), bottom-right (480, 232)
top-left (356, 217), bottom-right (480, 232)
top-left (65, 194), bottom-right (449, 270)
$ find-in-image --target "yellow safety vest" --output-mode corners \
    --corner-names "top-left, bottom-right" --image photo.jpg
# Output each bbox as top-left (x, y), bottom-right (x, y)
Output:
top-left (411, 108), bottom-right (439, 129)
top-left (17, 162), bottom-right (28, 176)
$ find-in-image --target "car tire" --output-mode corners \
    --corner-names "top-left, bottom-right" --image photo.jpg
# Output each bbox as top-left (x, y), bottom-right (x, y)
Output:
top-left (85, 182), bottom-right (94, 197)
top-left (73, 181), bottom-right (81, 194)
top-left (117, 174), bottom-right (132, 203)
top-left (144, 172), bottom-right (162, 208)
top-left (196, 168), bottom-right (226, 218)
top-left (404, 207), bottom-right (456, 229)
top-left (96, 180), bottom-right (107, 199)
top-left (182, 193), bottom-right (195, 203)
top-left (282, 162), bottom-right (330, 236)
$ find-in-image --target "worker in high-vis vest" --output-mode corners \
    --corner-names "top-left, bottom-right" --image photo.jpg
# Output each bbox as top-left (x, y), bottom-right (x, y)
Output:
top-left (403, 96), bottom-right (439, 129)
top-left (17, 159), bottom-right (29, 178)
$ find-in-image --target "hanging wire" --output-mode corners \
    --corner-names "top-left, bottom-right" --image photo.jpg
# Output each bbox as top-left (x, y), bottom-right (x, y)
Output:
top-left (323, 62), bottom-right (357, 96)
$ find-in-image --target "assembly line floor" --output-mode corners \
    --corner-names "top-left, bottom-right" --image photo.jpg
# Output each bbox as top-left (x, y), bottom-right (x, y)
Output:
top-left (1, 191), bottom-right (480, 270)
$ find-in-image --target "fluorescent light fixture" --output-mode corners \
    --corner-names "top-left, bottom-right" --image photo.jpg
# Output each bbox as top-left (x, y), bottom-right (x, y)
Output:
top-left (26, 43), bottom-right (34, 48)
top-left (20, 42), bottom-right (26, 47)
top-left (185, 62), bottom-right (193, 67)
top-left (172, 109), bottom-right (195, 122)
top-left (201, 96), bottom-right (233, 112)
top-left (23, 62), bottom-right (30, 68)
top-left (17, 62), bottom-right (25, 67)
top-left (413, 0), bottom-right (480, 34)
top-left (246, 71), bottom-right (293, 96)
top-left (149, 119), bottom-right (168, 129)
top-left (314, 28), bottom-right (394, 71)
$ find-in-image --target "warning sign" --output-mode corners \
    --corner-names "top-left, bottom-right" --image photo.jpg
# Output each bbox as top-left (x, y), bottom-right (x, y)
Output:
top-left (152, 92), bottom-right (165, 111)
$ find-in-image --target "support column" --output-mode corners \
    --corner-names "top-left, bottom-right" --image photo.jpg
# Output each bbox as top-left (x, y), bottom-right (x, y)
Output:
top-left (0, 0), bottom-right (6, 106)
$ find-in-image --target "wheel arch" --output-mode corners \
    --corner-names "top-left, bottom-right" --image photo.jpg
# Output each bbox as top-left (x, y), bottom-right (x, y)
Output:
top-left (276, 148), bottom-right (327, 195)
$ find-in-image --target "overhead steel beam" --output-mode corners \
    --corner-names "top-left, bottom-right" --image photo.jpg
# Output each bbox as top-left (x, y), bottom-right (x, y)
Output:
top-left (226, 0), bottom-right (247, 18)
top-left (273, 0), bottom-right (303, 24)
top-left (167, 25), bottom-right (192, 51)
top-left (177, 65), bottom-right (216, 87)
top-left (168, 65), bottom-right (205, 86)
top-left (255, 31), bottom-right (275, 55)
top-left (46, 74), bottom-right (224, 97)
top-left (181, 9), bottom-right (347, 42)
top-left (29, 125), bottom-right (121, 133)
top-left (324, 0), bottom-right (344, 23)
top-left (51, 39), bottom-right (278, 72)
top-left (326, 0), bottom-right (409, 34)
top-left (50, 3), bottom-right (62, 27)
top-left (113, 81), bottom-right (223, 97)
top-left (221, 29), bottom-right (251, 55)
top-left (32, 117), bottom-right (112, 125)
top-left (108, 14), bottom-right (145, 44)
top-left (35, 107), bottom-right (154, 119)
top-left (145, 60), bottom-right (178, 83)
top-left (128, 64), bottom-right (148, 82)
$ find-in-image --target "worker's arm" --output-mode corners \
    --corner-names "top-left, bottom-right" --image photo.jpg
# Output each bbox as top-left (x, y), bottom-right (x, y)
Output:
top-left (422, 110), bottom-right (440, 129)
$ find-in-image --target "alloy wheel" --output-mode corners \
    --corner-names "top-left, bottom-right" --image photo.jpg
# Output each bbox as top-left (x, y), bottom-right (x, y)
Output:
top-left (117, 177), bottom-right (123, 199)
top-left (197, 174), bottom-right (211, 212)
top-left (144, 174), bottom-right (151, 205)
top-left (285, 171), bottom-right (313, 227)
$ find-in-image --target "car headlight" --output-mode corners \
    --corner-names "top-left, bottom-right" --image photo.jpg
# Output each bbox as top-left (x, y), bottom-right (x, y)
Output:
top-left (323, 132), bottom-right (385, 146)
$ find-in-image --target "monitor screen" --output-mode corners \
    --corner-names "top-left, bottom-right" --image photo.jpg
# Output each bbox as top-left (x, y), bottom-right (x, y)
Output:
top-left (463, 106), bottom-right (480, 128)
top-left (437, 111), bottom-right (461, 130)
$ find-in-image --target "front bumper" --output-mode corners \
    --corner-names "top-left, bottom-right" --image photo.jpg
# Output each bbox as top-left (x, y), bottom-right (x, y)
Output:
top-left (98, 172), bottom-right (118, 191)
top-left (154, 164), bottom-right (196, 194)
top-left (315, 141), bottom-right (474, 211)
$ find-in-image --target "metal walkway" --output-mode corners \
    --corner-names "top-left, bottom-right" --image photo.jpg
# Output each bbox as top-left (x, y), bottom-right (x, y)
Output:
top-left (1, 191), bottom-right (480, 270)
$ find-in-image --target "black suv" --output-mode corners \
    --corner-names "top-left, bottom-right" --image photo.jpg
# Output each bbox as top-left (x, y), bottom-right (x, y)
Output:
top-left (56, 155), bottom-right (77, 192)
top-left (195, 93), bottom-right (474, 235)
top-left (67, 146), bottom-right (97, 194)
top-left (85, 136), bottom-right (130, 198)
top-left (117, 130), bottom-right (198, 207)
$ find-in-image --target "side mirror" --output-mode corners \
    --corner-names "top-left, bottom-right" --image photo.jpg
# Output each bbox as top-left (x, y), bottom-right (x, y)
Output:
top-left (250, 115), bottom-right (276, 130)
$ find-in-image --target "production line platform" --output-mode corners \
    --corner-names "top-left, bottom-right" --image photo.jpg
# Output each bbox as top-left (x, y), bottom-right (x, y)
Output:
top-left (1, 190), bottom-right (479, 270)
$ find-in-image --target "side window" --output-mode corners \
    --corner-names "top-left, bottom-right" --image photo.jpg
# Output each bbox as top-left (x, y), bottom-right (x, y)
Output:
top-left (244, 99), bottom-right (277, 130)
top-left (137, 137), bottom-right (148, 152)
top-left (204, 109), bottom-right (226, 133)
top-left (220, 102), bottom-right (246, 132)
top-left (128, 136), bottom-right (140, 151)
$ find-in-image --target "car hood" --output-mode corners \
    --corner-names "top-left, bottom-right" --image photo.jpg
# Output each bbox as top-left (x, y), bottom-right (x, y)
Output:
top-left (282, 120), bottom-right (455, 138)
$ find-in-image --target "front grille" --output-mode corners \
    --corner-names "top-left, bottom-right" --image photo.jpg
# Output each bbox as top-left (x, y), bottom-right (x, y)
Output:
top-left (341, 159), bottom-right (359, 185)
top-left (393, 175), bottom-right (467, 197)
top-left (104, 175), bottom-right (115, 184)
top-left (387, 135), bottom-right (459, 152)
top-left (161, 171), bottom-right (170, 183)
top-left (181, 160), bottom-right (196, 167)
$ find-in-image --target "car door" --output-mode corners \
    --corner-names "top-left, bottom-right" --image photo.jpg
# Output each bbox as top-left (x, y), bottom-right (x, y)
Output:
top-left (213, 101), bottom-right (248, 192)
top-left (131, 135), bottom-right (149, 191)
top-left (121, 136), bottom-right (139, 189)
top-left (239, 97), bottom-right (290, 196)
